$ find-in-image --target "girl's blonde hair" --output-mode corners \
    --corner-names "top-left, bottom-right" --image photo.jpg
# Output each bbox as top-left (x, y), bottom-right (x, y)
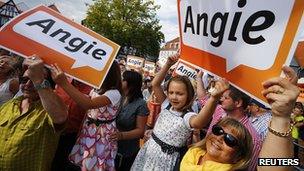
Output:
top-left (193, 117), bottom-right (253, 170)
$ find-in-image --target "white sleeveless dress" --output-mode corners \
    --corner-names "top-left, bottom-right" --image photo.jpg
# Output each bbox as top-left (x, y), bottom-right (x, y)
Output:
top-left (131, 100), bottom-right (197, 171)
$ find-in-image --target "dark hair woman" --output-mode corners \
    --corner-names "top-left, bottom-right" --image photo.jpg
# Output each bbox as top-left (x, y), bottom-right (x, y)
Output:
top-left (111, 70), bottom-right (149, 171)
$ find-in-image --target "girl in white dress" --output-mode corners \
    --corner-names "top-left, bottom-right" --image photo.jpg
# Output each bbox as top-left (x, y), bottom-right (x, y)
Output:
top-left (131, 53), bottom-right (230, 171)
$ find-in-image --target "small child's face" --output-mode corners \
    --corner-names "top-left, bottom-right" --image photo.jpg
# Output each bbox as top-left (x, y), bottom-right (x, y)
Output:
top-left (167, 81), bottom-right (188, 111)
top-left (293, 107), bottom-right (303, 115)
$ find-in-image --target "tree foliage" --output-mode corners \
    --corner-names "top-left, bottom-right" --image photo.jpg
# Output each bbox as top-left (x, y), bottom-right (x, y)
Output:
top-left (83, 0), bottom-right (165, 59)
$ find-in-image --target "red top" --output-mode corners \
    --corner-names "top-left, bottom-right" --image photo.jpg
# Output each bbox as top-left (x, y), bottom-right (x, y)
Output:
top-left (55, 80), bottom-right (92, 133)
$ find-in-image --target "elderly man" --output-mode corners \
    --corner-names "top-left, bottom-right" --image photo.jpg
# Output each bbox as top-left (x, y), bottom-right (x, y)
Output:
top-left (0, 56), bottom-right (68, 170)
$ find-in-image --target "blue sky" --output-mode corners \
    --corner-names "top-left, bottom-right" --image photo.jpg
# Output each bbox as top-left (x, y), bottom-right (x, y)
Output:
top-left (13, 0), bottom-right (179, 42)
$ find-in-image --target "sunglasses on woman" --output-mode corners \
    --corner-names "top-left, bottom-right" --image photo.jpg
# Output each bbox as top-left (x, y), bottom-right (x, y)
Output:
top-left (211, 124), bottom-right (239, 148)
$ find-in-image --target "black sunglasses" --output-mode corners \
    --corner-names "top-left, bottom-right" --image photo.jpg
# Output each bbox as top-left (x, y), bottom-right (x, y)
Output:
top-left (19, 76), bottom-right (31, 84)
top-left (211, 124), bottom-right (239, 148)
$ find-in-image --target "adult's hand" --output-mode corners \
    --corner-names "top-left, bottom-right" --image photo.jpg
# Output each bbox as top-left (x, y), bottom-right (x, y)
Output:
top-left (51, 63), bottom-right (69, 87)
top-left (23, 55), bottom-right (45, 84)
top-left (262, 75), bottom-right (300, 118)
top-left (281, 66), bottom-right (298, 85)
top-left (196, 70), bottom-right (204, 80)
top-left (109, 131), bottom-right (122, 142)
top-left (210, 78), bottom-right (230, 100)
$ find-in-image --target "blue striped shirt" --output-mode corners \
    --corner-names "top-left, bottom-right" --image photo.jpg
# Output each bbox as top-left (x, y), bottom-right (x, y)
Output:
top-left (249, 111), bottom-right (272, 140)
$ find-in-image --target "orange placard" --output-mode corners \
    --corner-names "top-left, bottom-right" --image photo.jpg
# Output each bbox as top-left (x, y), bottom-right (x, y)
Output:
top-left (295, 41), bottom-right (304, 67)
top-left (0, 5), bottom-right (120, 89)
top-left (178, 0), bottom-right (304, 105)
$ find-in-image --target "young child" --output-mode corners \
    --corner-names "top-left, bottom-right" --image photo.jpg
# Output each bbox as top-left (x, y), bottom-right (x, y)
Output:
top-left (131, 53), bottom-right (229, 171)
top-left (51, 61), bottom-right (122, 171)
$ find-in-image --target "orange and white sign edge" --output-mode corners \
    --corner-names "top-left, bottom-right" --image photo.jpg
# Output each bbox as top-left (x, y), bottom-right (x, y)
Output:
top-left (0, 5), bottom-right (120, 89)
top-left (178, 0), bottom-right (304, 107)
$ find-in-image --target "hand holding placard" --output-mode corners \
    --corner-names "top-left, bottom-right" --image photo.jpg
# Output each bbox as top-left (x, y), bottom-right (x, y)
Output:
top-left (23, 55), bottom-right (45, 84)
top-left (166, 53), bottom-right (180, 67)
top-left (51, 63), bottom-right (69, 87)
top-left (210, 78), bottom-right (230, 99)
top-left (262, 67), bottom-right (300, 117)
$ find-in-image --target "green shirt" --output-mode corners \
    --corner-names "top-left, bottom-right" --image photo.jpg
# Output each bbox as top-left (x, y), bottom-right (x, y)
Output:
top-left (0, 97), bottom-right (60, 171)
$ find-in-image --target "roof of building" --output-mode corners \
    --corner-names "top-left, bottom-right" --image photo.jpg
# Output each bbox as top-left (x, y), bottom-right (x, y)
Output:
top-left (48, 4), bottom-right (60, 13)
top-left (0, 0), bottom-right (21, 18)
top-left (0, 1), bottom-right (60, 13)
top-left (160, 37), bottom-right (180, 51)
top-left (16, 2), bottom-right (29, 12)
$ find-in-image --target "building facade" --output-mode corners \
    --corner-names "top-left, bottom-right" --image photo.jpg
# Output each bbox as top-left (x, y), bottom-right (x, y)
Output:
top-left (0, 0), bottom-right (20, 27)
top-left (158, 37), bottom-right (179, 67)
top-left (0, 0), bottom-right (60, 28)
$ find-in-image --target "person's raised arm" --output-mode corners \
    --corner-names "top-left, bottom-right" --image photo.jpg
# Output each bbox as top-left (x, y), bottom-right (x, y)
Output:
top-left (196, 70), bottom-right (207, 99)
top-left (51, 63), bottom-right (111, 111)
top-left (190, 79), bottom-right (229, 129)
top-left (258, 67), bottom-right (300, 171)
top-left (152, 53), bottom-right (179, 104)
top-left (25, 57), bottom-right (67, 124)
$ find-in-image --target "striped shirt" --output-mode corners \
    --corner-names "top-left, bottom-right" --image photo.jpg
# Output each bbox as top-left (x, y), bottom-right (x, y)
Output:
top-left (199, 97), bottom-right (262, 171)
top-left (249, 111), bottom-right (272, 141)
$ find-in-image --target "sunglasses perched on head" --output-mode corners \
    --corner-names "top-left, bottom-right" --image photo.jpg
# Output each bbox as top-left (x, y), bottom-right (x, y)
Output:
top-left (19, 76), bottom-right (31, 84)
top-left (211, 124), bottom-right (239, 147)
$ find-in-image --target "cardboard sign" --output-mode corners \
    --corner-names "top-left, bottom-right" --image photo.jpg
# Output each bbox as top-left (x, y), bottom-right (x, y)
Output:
top-left (178, 0), bottom-right (304, 104)
top-left (126, 55), bottom-right (145, 70)
top-left (144, 61), bottom-right (156, 76)
top-left (0, 5), bottom-right (120, 89)
top-left (174, 60), bottom-right (198, 81)
top-left (157, 56), bottom-right (167, 68)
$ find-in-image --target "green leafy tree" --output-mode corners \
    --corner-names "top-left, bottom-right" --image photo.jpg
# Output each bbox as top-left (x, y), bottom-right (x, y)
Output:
top-left (83, 0), bottom-right (165, 60)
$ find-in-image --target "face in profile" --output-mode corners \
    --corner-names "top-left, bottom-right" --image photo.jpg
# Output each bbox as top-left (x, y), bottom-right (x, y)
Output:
top-left (206, 124), bottom-right (239, 164)
top-left (167, 81), bottom-right (188, 111)
top-left (220, 90), bottom-right (236, 111)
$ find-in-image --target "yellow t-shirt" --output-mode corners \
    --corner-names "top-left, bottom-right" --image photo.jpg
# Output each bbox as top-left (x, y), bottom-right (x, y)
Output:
top-left (180, 147), bottom-right (233, 171)
top-left (292, 115), bottom-right (304, 139)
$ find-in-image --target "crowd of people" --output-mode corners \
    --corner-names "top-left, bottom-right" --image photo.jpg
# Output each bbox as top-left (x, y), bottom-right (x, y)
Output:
top-left (0, 36), bottom-right (303, 171)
